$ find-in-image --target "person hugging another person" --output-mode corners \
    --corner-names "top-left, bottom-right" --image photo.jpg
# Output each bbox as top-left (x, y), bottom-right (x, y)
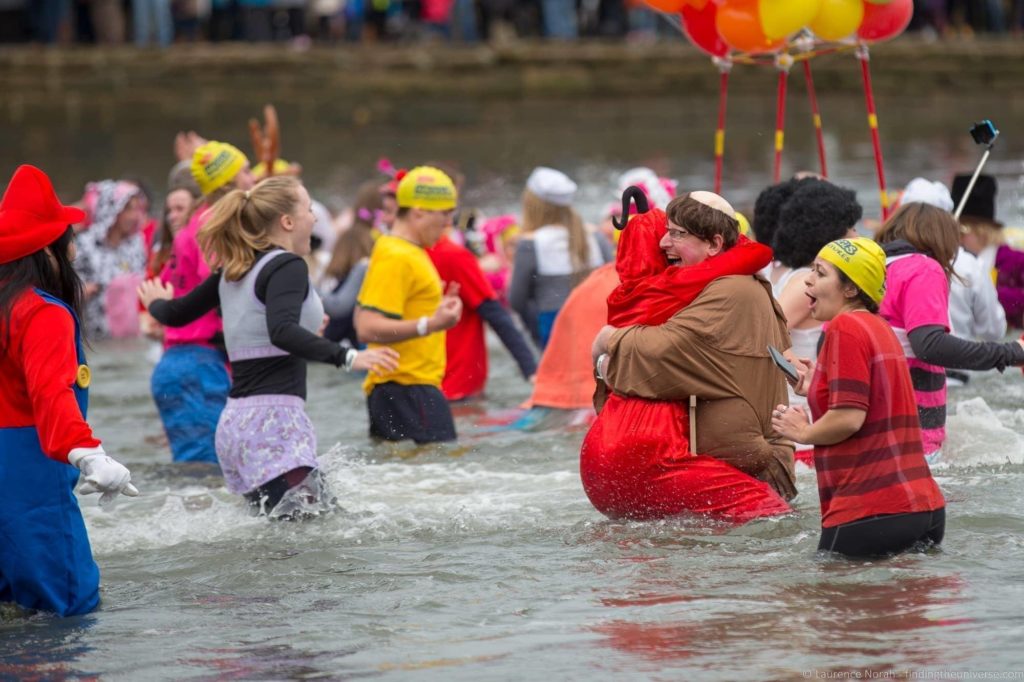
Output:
top-left (151, 141), bottom-right (254, 465)
top-left (354, 167), bottom-right (463, 444)
top-left (140, 176), bottom-right (398, 517)
top-left (875, 203), bottom-right (1024, 462)
top-left (0, 166), bottom-right (138, 616)
top-left (74, 179), bottom-right (147, 339)
top-left (509, 167), bottom-right (610, 349)
top-left (772, 238), bottom-right (946, 558)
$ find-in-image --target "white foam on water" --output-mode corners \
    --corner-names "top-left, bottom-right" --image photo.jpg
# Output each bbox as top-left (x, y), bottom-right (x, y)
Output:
top-left (84, 443), bottom-right (585, 554)
top-left (942, 397), bottom-right (1024, 467)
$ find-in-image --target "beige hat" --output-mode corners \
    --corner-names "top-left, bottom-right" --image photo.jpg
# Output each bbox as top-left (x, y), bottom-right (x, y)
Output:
top-left (689, 190), bottom-right (736, 218)
top-left (526, 167), bottom-right (577, 207)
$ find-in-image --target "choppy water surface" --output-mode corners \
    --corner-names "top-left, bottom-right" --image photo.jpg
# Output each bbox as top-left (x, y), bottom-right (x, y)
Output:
top-left (3, 338), bottom-right (1024, 680)
top-left (3, 90), bottom-right (1024, 679)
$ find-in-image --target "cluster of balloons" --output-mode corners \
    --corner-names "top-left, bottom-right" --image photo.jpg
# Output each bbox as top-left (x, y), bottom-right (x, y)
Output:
top-left (645, 0), bottom-right (914, 56)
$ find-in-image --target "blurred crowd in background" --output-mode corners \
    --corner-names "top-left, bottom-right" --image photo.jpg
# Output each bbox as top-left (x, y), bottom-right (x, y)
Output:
top-left (0, 0), bottom-right (1021, 48)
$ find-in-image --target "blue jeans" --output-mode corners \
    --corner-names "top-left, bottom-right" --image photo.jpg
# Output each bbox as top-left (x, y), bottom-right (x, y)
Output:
top-left (132, 0), bottom-right (173, 46)
top-left (541, 0), bottom-right (578, 39)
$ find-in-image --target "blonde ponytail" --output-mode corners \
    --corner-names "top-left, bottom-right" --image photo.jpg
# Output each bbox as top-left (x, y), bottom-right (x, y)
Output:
top-left (198, 176), bottom-right (301, 281)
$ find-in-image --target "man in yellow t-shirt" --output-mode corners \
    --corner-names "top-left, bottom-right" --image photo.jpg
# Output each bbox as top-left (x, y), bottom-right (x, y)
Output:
top-left (355, 166), bottom-right (463, 443)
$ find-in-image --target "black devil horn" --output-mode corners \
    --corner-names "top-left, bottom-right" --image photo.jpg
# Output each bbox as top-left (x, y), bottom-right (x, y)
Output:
top-left (611, 186), bottom-right (650, 230)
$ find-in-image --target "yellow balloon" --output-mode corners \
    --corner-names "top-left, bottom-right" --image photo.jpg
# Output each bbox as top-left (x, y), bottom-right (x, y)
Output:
top-left (809, 0), bottom-right (865, 41)
top-left (759, 0), bottom-right (822, 40)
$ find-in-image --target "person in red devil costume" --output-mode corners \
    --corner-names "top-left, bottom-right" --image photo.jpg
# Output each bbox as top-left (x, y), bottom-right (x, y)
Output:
top-left (581, 188), bottom-right (794, 522)
top-left (0, 165), bottom-right (139, 616)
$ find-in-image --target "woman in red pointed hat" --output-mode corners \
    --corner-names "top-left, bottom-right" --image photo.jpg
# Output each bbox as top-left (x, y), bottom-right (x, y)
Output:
top-left (0, 165), bottom-right (138, 617)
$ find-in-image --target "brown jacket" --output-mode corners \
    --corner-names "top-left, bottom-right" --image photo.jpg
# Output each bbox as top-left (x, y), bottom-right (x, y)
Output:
top-left (604, 275), bottom-right (797, 500)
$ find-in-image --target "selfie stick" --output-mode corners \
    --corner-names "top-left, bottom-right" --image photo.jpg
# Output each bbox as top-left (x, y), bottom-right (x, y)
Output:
top-left (954, 120), bottom-right (1000, 221)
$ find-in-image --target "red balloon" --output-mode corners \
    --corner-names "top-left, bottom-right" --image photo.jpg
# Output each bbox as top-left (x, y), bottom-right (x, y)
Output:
top-left (857, 0), bottom-right (913, 41)
top-left (644, 0), bottom-right (689, 11)
top-left (681, 1), bottom-right (729, 57)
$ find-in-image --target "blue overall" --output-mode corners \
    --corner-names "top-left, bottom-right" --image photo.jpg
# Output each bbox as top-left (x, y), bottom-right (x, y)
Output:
top-left (0, 290), bottom-right (100, 616)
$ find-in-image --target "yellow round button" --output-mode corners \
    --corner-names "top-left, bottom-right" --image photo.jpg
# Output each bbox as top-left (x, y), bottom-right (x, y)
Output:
top-left (76, 364), bottom-right (91, 389)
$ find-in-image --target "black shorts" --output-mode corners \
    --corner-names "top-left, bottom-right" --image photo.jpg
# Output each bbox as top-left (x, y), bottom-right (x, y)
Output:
top-left (367, 382), bottom-right (457, 444)
top-left (819, 507), bottom-right (945, 558)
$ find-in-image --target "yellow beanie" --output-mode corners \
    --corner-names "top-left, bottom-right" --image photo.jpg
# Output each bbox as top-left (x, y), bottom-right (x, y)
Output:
top-left (191, 142), bottom-right (249, 196)
top-left (396, 166), bottom-right (457, 211)
top-left (817, 237), bottom-right (887, 304)
top-left (735, 211), bottom-right (751, 236)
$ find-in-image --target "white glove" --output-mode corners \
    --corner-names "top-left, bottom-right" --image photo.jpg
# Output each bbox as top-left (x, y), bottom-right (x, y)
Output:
top-left (68, 446), bottom-right (140, 507)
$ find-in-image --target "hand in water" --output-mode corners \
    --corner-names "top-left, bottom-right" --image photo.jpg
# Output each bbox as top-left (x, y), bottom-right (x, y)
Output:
top-left (352, 347), bottom-right (400, 375)
top-left (137, 278), bottom-right (175, 310)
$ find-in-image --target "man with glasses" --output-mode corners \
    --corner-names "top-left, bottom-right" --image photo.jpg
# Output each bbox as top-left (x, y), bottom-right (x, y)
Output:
top-left (355, 166), bottom-right (463, 443)
top-left (593, 191), bottom-right (798, 502)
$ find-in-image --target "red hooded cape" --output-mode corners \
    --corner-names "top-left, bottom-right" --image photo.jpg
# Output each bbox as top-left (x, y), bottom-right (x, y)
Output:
top-left (580, 208), bottom-right (791, 523)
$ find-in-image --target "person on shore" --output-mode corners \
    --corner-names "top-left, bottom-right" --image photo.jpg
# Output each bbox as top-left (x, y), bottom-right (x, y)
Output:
top-left (140, 176), bottom-right (398, 516)
top-left (427, 226), bottom-right (537, 401)
top-left (592, 191), bottom-right (798, 503)
top-left (508, 167), bottom-right (609, 348)
top-left (875, 203), bottom-right (1024, 462)
top-left (0, 165), bottom-right (138, 616)
top-left (772, 238), bottom-right (946, 558)
top-left (151, 141), bottom-right (253, 464)
top-left (74, 179), bottom-right (147, 339)
top-left (354, 166), bottom-right (463, 444)
top-left (581, 189), bottom-right (792, 522)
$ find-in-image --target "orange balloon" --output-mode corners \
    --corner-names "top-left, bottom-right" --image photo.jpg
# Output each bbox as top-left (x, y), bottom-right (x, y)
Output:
top-left (715, 0), bottom-right (785, 53)
top-left (644, 0), bottom-right (690, 11)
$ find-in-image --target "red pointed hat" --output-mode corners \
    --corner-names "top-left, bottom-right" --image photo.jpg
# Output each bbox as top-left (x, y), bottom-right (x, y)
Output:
top-left (0, 165), bottom-right (85, 265)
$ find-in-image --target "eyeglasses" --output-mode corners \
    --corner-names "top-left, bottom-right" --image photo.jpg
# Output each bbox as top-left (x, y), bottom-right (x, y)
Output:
top-left (666, 227), bottom-right (693, 241)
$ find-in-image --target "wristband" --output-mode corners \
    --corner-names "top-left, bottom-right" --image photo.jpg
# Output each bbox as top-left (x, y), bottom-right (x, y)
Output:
top-left (595, 353), bottom-right (609, 381)
top-left (344, 348), bottom-right (358, 371)
top-left (416, 316), bottom-right (429, 337)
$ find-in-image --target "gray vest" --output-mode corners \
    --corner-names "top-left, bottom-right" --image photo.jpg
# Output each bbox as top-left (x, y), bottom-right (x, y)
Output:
top-left (220, 249), bottom-right (325, 362)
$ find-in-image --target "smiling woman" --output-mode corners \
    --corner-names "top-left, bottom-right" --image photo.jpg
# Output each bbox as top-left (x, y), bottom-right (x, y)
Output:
top-left (772, 237), bottom-right (946, 558)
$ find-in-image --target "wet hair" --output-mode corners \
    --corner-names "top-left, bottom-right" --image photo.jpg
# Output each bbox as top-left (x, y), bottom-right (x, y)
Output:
top-left (521, 189), bottom-right (590, 274)
top-left (665, 193), bottom-right (739, 249)
top-left (875, 202), bottom-right (960, 282)
top-left (834, 267), bottom-right (880, 314)
top-left (198, 176), bottom-right (302, 282)
top-left (326, 180), bottom-right (382, 282)
top-left (773, 180), bottom-right (863, 268)
top-left (0, 227), bottom-right (83, 350)
top-left (752, 178), bottom-right (803, 246)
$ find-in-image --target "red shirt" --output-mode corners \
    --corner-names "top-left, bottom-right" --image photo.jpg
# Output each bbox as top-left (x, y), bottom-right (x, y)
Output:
top-left (427, 235), bottom-right (498, 401)
top-left (808, 311), bottom-right (944, 528)
top-left (0, 290), bottom-right (101, 462)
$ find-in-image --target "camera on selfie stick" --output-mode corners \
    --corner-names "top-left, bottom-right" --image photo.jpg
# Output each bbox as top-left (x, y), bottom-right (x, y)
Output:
top-left (954, 120), bottom-right (1000, 220)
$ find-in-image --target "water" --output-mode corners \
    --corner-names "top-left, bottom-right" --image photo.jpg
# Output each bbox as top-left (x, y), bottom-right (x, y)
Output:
top-left (3, 336), bottom-right (1024, 680)
top-left (4, 90), bottom-right (1024, 679)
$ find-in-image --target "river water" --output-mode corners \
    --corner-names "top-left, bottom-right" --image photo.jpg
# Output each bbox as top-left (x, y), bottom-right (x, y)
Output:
top-left (3, 89), bottom-right (1024, 680)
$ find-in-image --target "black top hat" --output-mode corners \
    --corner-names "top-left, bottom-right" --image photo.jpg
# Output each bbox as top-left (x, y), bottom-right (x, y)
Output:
top-left (951, 173), bottom-right (1000, 225)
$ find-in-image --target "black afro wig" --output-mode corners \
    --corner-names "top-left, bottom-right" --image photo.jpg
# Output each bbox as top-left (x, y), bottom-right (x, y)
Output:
top-left (752, 178), bottom-right (812, 247)
top-left (772, 180), bottom-right (863, 269)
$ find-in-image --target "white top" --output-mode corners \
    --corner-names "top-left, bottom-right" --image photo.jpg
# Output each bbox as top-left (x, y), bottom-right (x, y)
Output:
top-left (950, 246), bottom-right (1006, 342)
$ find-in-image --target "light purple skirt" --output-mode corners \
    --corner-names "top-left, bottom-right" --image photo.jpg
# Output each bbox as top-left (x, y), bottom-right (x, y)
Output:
top-left (215, 395), bottom-right (319, 494)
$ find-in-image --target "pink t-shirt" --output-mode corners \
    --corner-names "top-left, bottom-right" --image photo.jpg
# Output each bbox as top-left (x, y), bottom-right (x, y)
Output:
top-left (878, 253), bottom-right (949, 455)
top-left (160, 206), bottom-right (223, 349)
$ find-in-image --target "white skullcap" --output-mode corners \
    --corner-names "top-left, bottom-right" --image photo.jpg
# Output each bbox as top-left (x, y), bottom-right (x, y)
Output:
top-left (689, 190), bottom-right (736, 218)
top-left (526, 167), bottom-right (577, 207)
top-left (901, 177), bottom-right (954, 212)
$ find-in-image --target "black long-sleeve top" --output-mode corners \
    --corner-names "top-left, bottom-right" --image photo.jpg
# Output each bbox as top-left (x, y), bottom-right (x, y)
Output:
top-left (150, 252), bottom-right (344, 399)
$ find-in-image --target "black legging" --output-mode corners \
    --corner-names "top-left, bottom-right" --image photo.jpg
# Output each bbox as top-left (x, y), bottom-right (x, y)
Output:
top-left (244, 466), bottom-right (315, 515)
top-left (819, 507), bottom-right (945, 558)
